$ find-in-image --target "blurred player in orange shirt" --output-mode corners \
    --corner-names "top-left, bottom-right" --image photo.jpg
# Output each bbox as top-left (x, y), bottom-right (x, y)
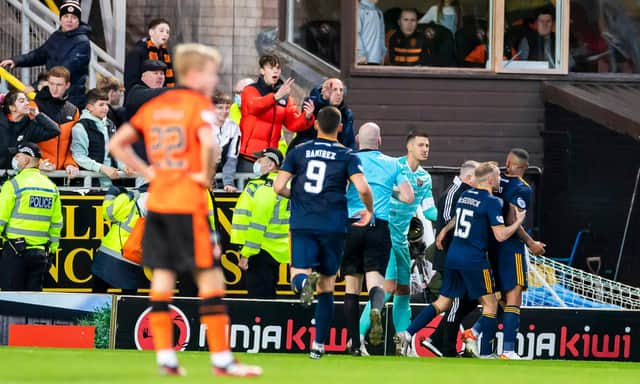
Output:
top-left (109, 43), bottom-right (262, 377)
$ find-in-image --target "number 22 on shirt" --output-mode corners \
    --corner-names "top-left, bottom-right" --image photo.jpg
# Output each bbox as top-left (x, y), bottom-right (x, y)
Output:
top-left (304, 160), bottom-right (326, 194)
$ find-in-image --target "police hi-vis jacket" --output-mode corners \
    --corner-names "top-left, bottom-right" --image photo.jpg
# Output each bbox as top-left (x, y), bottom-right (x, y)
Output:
top-left (230, 172), bottom-right (290, 263)
top-left (0, 168), bottom-right (63, 252)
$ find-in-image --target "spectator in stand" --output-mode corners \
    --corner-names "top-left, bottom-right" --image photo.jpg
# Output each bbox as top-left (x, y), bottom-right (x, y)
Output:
top-left (357, 0), bottom-right (386, 65)
top-left (212, 91), bottom-right (241, 192)
top-left (97, 76), bottom-right (125, 127)
top-left (34, 66), bottom-right (80, 177)
top-left (389, 9), bottom-right (425, 66)
top-left (32, 72), bottom-right (49, 93)
top-left (418, 0), bottom-right (462, 36)
top-left (238, 54), bottom-right (315, 172)
top-left (124, 18), bottom-right (175, 92)
top-left (122, 60), bottom-right (169, 171)
top-left (0, 1), bottom-right (91, 107)
top-left (1, 90), bottom-right (60, 170)
top-left (289, 78), bottom-right (355, 151)
top-left (230, 78), bottom-right (254, 125)
top-left (124, 60), bottom-right (167, 118)
top-left (518, 8), bottom-right (556, 68)
top-left (422, 22), bottom-right (457, 67)
top-left (71, 89), bottom-right (124, 186)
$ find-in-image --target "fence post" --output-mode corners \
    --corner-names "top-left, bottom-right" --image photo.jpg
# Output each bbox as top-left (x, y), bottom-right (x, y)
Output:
top-left (21, 0), bottom-right (30, 85)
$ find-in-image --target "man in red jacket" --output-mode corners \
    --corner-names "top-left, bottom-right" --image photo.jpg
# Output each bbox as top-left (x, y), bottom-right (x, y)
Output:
top-left (239, 54), bottom-right (314, 172)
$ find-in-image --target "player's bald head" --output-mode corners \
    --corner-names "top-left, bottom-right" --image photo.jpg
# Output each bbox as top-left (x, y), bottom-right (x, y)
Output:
top-left (357, 122), bottom-right (381, 149)
top-left (234, 78), bottom-right (254, 93)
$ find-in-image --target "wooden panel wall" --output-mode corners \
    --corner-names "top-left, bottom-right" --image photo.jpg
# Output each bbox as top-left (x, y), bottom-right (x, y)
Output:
top-left (345, 76), bottom-right (545, 167)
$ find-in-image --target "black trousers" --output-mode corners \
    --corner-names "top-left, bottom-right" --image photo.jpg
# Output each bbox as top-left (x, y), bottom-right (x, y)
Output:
top-left (430, 295), bottom-right (480, 356)
top-left (0, 246), bottom-right (48, 291)
top-left (246, 250), bottom-right (280, 299)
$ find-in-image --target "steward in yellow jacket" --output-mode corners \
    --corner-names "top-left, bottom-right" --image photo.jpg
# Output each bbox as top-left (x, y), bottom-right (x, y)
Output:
top-left (230, 148), bottom-right (289, 298)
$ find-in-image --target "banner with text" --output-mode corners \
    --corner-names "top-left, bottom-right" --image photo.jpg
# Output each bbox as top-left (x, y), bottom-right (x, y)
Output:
top-left (114, 297), bottom-right (640, 361)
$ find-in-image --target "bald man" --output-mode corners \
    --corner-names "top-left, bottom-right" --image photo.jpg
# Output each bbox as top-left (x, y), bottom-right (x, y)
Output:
top-left (230, 77), bottom-right (254, 125)
top-left (343, 122), bottom-right (414, 356)
top-left (288, 78), bottom-right (355, 151)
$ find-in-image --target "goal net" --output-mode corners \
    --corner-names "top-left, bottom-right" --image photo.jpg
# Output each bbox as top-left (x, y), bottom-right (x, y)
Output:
top-left (523, 253), bottom-right (640, 310)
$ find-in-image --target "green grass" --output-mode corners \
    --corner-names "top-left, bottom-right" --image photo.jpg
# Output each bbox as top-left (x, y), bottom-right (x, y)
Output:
top-left (0, 347), bottom-right (639, 384)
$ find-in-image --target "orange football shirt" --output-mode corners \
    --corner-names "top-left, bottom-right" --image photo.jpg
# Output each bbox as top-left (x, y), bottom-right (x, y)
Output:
top-left (129, 88), bottom-right (215, 214)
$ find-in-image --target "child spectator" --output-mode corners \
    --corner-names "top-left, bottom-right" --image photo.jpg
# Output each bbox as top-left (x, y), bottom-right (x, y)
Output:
top-left (124, 18), bottom-right (175, 90)
top-left (213, 91), bottom-right (241, 192)
top-left (70, 89), bottom-right (124, 185)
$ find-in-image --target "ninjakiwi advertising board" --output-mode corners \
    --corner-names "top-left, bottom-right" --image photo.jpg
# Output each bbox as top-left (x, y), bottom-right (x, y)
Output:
top-left (114, 296), bottom-right (640, 361)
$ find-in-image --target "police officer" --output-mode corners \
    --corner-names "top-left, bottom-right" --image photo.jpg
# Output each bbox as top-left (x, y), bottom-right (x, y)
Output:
top-left (0, 142), bottom-right (63, 291)
top-left (230, 148), bottom-right (290, 298)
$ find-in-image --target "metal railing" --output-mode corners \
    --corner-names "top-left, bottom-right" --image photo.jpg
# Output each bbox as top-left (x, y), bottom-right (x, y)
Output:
top-left (0, 170), bottom-right (256, 192)
top-left (4, 0), bottom-right (124, 87)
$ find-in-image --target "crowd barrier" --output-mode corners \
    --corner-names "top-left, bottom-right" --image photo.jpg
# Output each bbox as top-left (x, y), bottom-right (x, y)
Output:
top-left (0, 292), bottom-right (638, 361)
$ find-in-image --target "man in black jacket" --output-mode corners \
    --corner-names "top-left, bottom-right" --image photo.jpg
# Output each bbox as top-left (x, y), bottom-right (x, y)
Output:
top-left (123, 60), bottom-right (169, 164)
top-left (0, 1), bottom-right (91, 107)
top-left (424, 160), bottom-right (479, 357)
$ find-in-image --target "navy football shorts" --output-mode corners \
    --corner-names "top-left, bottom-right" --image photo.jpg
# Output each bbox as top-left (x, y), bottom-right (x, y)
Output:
top-left (490, 240), bottom-right (528, 292)
top-left (440, 267), bottom-right (495, 300)
top-left (290, 230), bottom-right (346, 276)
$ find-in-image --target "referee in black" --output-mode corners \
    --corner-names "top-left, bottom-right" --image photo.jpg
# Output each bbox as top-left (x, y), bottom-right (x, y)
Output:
top-left (424, 160), bottom-right (479, 357)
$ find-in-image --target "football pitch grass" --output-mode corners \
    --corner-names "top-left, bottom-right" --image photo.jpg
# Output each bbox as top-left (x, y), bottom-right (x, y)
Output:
top-left (1, 347), bottom-right (639, 384)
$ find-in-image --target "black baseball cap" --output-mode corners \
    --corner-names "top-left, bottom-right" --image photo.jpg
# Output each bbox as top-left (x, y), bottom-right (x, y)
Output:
top-left (9, 142), bottom-right (42, 158)
top-left (253, 148), bottom-right (283, 167)
top-left (141, 59), bottom-right (167, 73)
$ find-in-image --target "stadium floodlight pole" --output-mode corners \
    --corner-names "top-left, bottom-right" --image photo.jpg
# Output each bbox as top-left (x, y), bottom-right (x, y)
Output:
top-left (614, 167), bottom-right (640, 281)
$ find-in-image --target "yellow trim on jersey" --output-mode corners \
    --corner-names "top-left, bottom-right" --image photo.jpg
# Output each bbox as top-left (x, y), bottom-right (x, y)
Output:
top-left (483, 269), bottom-right (493, 293)
top-left (518, 177), bottom-right (530, 187)
top-left (515, 253), bottom-right (525, 286)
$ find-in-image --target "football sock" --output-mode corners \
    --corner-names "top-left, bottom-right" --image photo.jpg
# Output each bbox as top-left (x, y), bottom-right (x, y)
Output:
top-left (360, 293), bottom-right (392, 337)
top-left (200, 290), bottom-right (233, 367)
top-left (502, 306), bottom-right (521, 352)
top-left (477, 313), bottom-right (498, 356)
top-left (392, 294), bottom-right (411, 333)
top-left (344, 293), bottom-right (361, 349)
top-left (291, 273), bottom-right (307, 294)
top-left (406, 303), bottom-right (436, 336)
top-left (149, 290), bottom-right (173, 353)
top-left (369, 286), bottom-right (385, 312)
top-left (314, 292), bottom-right (334, 344)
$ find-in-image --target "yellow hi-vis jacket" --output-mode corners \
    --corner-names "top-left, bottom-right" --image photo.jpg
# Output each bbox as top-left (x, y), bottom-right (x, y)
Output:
top-left (0, 168), bottom-right (63, 252)
top-left (99, 188), bottom-right (217, 265)
top-left (98, 186), bottom-right (143, 265)
top-left (230, 172), bottom-right (290, 263)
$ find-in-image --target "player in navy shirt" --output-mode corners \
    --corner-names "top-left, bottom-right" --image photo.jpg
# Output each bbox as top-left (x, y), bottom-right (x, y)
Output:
top-left (490, 149), bottom-right (546, 359)
top-left (395, 162), bottom-right (526, 358)
top-left (274, 106), bottom-right (373, 360)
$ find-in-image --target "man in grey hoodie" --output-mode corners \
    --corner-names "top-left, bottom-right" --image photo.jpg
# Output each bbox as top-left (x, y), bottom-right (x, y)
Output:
top-left (357, 0), bottom-right (386, 65)
top-left (70, 89), bottom-right (126, 186)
